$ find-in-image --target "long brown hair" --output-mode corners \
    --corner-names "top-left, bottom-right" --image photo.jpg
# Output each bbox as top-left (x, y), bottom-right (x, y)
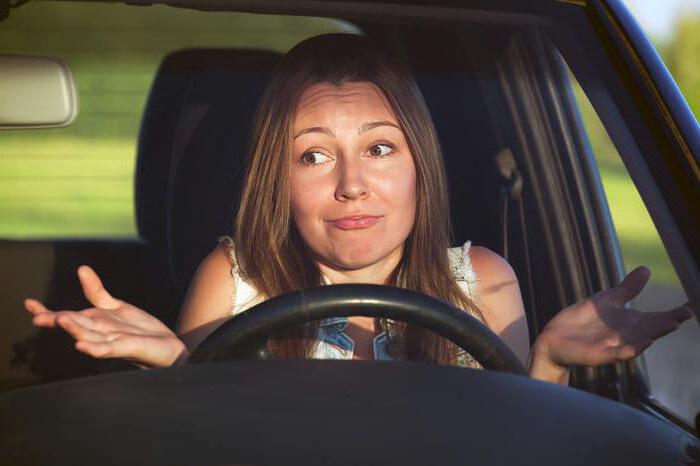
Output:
top-left (234, 33), bottom-right (483, 364)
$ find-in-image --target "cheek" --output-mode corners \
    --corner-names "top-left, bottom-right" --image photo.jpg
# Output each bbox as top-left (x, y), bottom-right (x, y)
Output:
top-left (381, 163), bottom-right (417, 220)
top-left (398, 164), bottom-right (418, 236)
top-left (290, 186), bottom-right (311, 224)
top-left (402, 175), bottom-right (418, 228)
top-left (290, 175), bottom-right (325, 228)
top-left (289, 168), bottom-right (310, 212)
top-left (405, 168), bottom-right (417, 207)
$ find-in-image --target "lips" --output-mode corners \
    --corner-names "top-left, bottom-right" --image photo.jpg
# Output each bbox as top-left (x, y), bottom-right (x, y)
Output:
top-left (331, 215), bottom-right (382, 230)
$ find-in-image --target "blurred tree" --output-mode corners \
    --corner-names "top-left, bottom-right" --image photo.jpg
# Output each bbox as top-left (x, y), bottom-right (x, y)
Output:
top-left (664, 15), bottom-right (700, 120)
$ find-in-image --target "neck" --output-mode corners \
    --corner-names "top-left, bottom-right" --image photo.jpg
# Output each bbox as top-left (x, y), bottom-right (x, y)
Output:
top-left (317, 249), bottom-right (402, 285)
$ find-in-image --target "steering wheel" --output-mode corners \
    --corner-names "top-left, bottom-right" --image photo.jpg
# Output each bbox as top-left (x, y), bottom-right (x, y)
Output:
top-left (188, 284), bottom-right (525, 374)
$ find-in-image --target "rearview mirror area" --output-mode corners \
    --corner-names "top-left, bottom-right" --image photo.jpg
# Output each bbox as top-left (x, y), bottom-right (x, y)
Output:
top-left (0, 55), bottom-right (78, 129)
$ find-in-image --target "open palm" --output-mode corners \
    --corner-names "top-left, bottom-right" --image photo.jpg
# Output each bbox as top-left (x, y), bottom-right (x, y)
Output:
top-left (538, 266), bottom-right (692, 368)
top-left (25, 266), bottom-right (186, 368)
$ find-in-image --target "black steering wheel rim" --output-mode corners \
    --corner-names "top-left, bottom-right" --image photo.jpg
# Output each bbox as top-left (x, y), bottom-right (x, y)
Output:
top-left (188, 284), bottom-right (526, 374)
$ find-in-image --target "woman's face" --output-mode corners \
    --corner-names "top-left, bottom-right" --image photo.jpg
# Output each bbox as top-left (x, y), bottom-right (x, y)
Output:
top-left (290, 81), bottom-right (416, 282)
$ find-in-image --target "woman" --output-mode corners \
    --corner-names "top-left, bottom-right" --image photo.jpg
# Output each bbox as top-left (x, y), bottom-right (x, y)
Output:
top-left (24, 34), bottom-right (691, 384)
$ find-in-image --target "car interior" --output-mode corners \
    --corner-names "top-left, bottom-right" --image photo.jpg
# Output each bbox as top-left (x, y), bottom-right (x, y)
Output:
top-left (2, 22), bottom-right (570, 386)
top-left (1, 1), bottom-right (699, 463)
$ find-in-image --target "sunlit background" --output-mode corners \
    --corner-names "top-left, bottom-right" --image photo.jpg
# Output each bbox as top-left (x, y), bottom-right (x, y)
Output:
top-left (625, 0), bottom-right (700, 39)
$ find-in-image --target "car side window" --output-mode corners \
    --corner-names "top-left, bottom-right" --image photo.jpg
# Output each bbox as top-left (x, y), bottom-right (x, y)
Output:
top-left (0, 2), bottom-right (356, 239)
top-left (569, 75), bottom-right (700, 426)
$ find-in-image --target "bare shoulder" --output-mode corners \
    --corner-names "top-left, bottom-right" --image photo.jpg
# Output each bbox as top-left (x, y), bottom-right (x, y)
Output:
top-left (184, 243), bottom-right (235, 300)
top-left (468, 245), bottom-right (517, 282)
top-left (176, 244), bottom-right (235, 344)
top-left (468, 245), bottom-right (530, 363)
top-left (198, 242), bottom-right (235, 278)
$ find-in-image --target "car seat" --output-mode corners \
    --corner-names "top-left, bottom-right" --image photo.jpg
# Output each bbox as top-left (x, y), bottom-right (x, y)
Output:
top-left (135, 48), bottom-right (282, 323)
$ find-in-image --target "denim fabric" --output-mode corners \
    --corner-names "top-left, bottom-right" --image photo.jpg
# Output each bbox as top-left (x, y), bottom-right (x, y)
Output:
top-left (313, 317), bottom-right (481, 367)
top-left (314, 317), bottom-right (396, 360)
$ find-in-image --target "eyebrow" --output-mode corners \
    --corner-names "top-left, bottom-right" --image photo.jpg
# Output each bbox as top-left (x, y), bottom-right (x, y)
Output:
top-left (293, 126), bottom-right (335, 140)
top-left (358, 120), bottom-right (401, 134)
top-left (293, 120), bottom-right (401, 140)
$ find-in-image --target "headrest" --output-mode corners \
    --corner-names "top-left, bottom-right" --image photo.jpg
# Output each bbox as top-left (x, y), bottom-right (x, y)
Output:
top-left (135, 48), bottom-right (282, 289)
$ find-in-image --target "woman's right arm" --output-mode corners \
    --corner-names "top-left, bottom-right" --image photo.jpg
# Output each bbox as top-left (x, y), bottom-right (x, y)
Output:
top-left (24, 244), bottom-right (235, 368)
top-left (176, 244), bottom-right (236, 353)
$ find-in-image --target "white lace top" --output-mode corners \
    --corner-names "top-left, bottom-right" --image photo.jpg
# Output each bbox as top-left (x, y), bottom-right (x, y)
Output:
top-left (218, 237), bottom-right (482, 367)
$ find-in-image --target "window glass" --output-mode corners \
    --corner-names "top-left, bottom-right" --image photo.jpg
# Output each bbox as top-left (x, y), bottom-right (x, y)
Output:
top-left (569, 76), bottom-right (700, 426)
top-left (0, 3), bottom-right (355, 238)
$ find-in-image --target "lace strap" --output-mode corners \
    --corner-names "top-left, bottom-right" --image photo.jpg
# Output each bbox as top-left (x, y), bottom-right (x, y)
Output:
top-left (448, 241), bottom-right (478, 302)
top-left (218, 235), bottom-right (236, 265)
top-left (449, 241), bottom-right (484, 369)
top-left (217, 235), bottom-right (239, 310)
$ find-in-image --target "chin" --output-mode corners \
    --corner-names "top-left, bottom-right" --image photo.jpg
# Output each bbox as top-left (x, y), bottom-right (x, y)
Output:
top-left (327, 242), bottom-right (401, 271)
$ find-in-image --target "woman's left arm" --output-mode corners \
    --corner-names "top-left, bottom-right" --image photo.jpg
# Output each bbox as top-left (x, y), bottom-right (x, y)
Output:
top-left (469, 246), bottom-right (531, 367)
top-left (528, 265), bottom-right (692, 384)
top-left (470, 247), bottom-right (693, 385)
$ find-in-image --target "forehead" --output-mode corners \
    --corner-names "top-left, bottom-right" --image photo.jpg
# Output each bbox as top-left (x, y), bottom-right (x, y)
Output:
top-left (294, 81), bottom-right (397, 126)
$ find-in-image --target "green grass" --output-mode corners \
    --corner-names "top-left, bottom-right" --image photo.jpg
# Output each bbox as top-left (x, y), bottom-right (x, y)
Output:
top-left (0, 202), bottom-right (136, 237)
top-left (0, 137), bottom-right (137, 238)
top-left (597, 165), bottom-right (681, 286)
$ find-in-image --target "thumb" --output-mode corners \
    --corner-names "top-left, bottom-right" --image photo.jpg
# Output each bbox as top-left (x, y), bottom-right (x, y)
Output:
top-left (608, 266), bottom-right (651, 306)
top-left (77, 265), bottom-right (121, 310)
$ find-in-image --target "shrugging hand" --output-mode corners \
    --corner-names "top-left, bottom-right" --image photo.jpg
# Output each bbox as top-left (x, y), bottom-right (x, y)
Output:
top-left (24, 265), bottom-right (187, 368)
top-left (529, 266), bottom-right (693, 384)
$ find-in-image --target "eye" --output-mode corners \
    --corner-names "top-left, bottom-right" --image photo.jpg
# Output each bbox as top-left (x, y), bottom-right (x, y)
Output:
top-left (301, 150), bottom-right (332, 166)
top-left (368, 143), bottom-right (394, 157)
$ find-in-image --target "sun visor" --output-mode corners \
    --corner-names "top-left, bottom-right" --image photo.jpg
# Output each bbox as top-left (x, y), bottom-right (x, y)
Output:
top-left (0, 55), bottom-right (78, 129)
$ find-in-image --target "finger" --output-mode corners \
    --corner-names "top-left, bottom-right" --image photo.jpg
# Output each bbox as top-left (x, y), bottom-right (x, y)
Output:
top-left (57, 310), bottom-right (102, 329)
top-left (613, 339), bottom-right (652, 360)
top-left (27, 300), bottom-right (63, 327)
top-left (607, 266), bottom-right (651, 306)
top-left (75, 334), bottom-right (138, 360)
top-left (30, 306), bottom-right (98, 328)
top-left (649, 306), bottom-right (694, 331)
top-left (31, 313), bottom-right (58, 327)
top-left (673, 305), bottom-right (694, 322)
top-left (56, 315), bottom-right (112, 343)
top-left (74, 340), bottom-right (116, 359)
top-left (643, 314), bottom-right (684, 339)
top-left (618, 310), bottom-right (685, 344)
top-left (78, 265), bottom-right (121, 310)
top-left (24, 298), bottom-right (52, 316)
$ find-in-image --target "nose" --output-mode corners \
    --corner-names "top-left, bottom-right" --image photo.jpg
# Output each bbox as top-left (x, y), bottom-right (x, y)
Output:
top-left (334, 156), bottom-right (370, 201)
